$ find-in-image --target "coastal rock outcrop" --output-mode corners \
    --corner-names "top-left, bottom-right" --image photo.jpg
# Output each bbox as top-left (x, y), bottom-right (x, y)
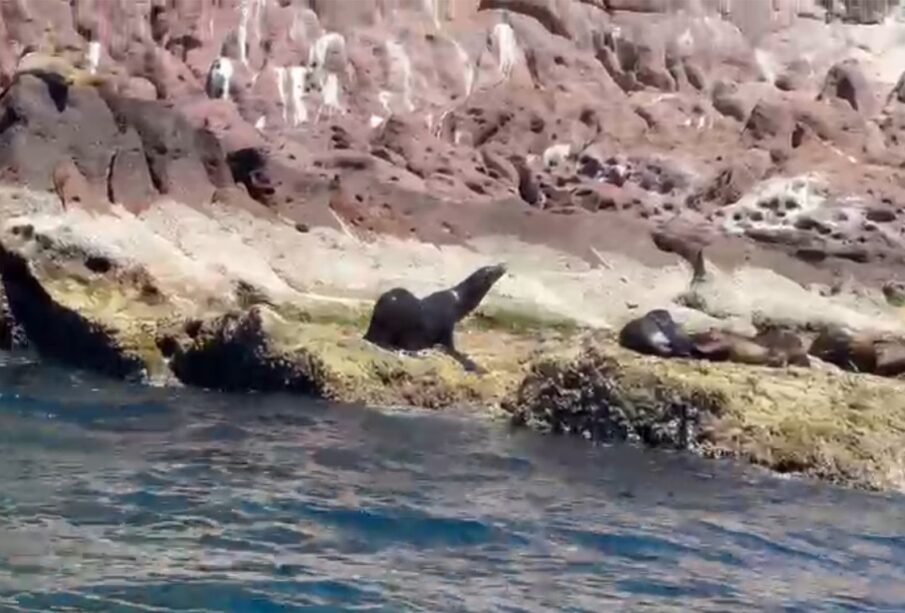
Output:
top-left (0, 2), bottom-right (904, 284)
top-left (0, 180), bottom-right (903, 491)
top-left (504, 339), bottom-right (905, 492)
top-left (0, 1), bottom-right (905, 493)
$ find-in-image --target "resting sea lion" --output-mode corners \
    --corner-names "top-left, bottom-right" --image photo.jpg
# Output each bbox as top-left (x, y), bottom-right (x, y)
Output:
top-left (808, 328), bottom-right (877, 373)
top-left (618, 309), bottom-right (694, 358)
top-left (690, 330), bottom-right (774, 366)
top-left (874, 341), bottom-right (905, 377)
top-left (754, 327), bottom-right (810, 367)
top-left (690, 328), bottom-right (809, 368)
top-left (363, 264), bottom-right (507, 373)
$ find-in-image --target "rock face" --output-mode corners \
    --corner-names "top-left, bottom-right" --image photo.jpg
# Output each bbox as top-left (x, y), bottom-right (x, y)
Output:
top-left (0, 179), bottom-right (903, 492)
top-left (2, 2), bottom-right (905, 283)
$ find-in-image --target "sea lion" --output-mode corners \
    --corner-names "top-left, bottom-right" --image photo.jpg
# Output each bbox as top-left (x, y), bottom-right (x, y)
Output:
top-left (690, 327), bottom-right (809, 368)
top-left (808, 327), bottom-right (878, 373)
top-left (650, 229), bottom-right (707, 282)
top-left (509, 155), bottom-right (542, 206)
top-left (690, 329), bottom-right (776, 366)
top-left (874, 341), bottom-right (905, 377)
top-left (618, 309), bottom-right (694, 358)
top-left (754, 327), bottom-right (810, 367)
top-left (205, 56), bottom-right (234, 100)
top-left (808, 329), bottom-right (905, 377)
top-left (363, 264), bottom-right (507, 372)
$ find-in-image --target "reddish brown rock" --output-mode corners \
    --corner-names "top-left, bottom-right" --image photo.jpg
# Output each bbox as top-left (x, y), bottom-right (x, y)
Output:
top-left (52, 159), bottom-right (102, 211)
top-left (0, 75), bottom-right (129, 193)
top-left (0, 0), bottom-right (902, 293)
top-left (711, 81), bottom-right (753, 123)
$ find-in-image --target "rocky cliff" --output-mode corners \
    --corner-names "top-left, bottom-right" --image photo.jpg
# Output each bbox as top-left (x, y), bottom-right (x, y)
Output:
top-left (4, 0), bottom-right (905, 280)
top-left (2, 0), bottom-right (905, 491)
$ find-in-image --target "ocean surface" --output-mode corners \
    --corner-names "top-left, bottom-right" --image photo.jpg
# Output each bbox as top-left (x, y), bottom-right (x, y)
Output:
top-left (0, 355), bottom-right (903, 612)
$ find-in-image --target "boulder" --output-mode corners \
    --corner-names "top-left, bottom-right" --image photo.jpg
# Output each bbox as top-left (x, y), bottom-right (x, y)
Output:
top-left (504, 339), bottom-right (905, 490)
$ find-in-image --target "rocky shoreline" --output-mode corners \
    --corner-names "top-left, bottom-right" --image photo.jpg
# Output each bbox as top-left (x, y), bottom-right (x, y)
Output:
top-left (1, 1), bottom-right (905, 492)
top-left (0, 184), bottom-right (903, 493)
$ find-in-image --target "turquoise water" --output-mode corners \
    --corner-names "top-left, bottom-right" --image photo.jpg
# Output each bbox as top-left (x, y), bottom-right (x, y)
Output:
top-left (0, 355), bottom-right (903, 612)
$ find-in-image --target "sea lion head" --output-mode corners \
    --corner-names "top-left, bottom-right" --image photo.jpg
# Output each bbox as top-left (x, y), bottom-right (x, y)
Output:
top-left (454, 263), bottom-right (508, 317)
top-left (467, 263), bottom-right (507, 294)
top-left (645, 309), bottom-right (694, 357)
top-left (646, 309), bottom-right (676, 329)
top-left (480, 262), bottom-right (508, 283)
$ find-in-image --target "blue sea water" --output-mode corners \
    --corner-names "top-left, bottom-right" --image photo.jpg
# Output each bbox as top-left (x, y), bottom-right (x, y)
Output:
top-left (0, 355), bottom-right (903, 612)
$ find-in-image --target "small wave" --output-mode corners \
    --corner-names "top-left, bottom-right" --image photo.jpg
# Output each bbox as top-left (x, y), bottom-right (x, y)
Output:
top-left (0, 365), bottom-right (903, 611)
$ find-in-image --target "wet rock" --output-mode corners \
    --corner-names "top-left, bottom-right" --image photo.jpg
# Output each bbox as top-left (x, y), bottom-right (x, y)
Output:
top-left (0, 244), bottom-right (149, 379)
top-left (0, 282), bottom-right (26, 351)
top-left (164, 307), bottom-right (322, 393)
top-left (505, 345), bottom-right (705, 449)
top-left (504, 338), bottom-right (905, 491)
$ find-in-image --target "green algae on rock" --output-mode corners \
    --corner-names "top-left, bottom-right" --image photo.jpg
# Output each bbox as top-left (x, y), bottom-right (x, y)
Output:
top-left (161, 303), bottom-right (575, 410)
top-left (2, 188), bottom-right (905, 493)
top-left (0, 241), bottom-right (173, 381)
top-left (503, 337), bottom-right (905, 492)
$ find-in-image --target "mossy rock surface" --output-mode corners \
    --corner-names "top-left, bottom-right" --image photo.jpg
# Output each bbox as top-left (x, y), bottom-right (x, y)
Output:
top-left (5, 238), bottom-right (905, 492)
top-left (165, 304), bottom-right (577, 410)
top-left (505, 338), bottom-right (905, 492)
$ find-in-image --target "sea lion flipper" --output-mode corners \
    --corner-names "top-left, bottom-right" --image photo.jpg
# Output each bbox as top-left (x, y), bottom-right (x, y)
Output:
top-left (453, 351), bottom-right (484, 374)
top-left (441, 341), bottom-right (484, 374)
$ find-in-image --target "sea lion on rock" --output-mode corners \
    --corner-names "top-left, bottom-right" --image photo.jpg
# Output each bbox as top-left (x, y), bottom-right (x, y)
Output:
top-left (363, 264), bottom-right (507, 373)
top-left (808, 328), bottom-right (878, 373)
top-left (807, 328), bottom-right (905, 377)
top-left (690, 328), bottom-right (808, 368)
top-left (618, 309), bottom-right (694, 358)
top-left (754, 327), bottom-right (810, 367)
top-left (874, 341), bottom-right (905, 378)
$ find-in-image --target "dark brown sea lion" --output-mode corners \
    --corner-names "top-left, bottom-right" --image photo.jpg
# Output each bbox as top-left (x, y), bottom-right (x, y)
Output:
top-left (689, 329), bottom-right (772, 365)
top-left (808, 328), bottom-right (878, 374)
top-left (363, 264), bottom-right (507, 373)
top-left (874, 341), bottom-right (905, 377)
top-left (690, 327), bottom-right (809, 368)
top-left (509, 155), bottom-right (542, 206)
top-left (754, 327), bottom-right (810, 367)
top-left (808, 328), bottom-right (905, 377)
top-left (618, 309), bottom-right (694, 358)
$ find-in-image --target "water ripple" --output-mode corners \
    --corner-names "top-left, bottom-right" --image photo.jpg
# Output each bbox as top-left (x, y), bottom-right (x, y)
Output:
top-left (0, 362), bottom-right (903, 611)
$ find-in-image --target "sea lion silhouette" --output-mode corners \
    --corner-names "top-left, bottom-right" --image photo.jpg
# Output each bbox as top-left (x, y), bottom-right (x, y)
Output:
top-left (363, 264), bottom-right (507, 373)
